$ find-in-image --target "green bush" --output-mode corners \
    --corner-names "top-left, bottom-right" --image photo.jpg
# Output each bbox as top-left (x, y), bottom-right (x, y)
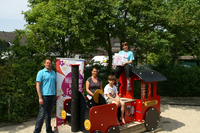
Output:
top-left (153, 65), bottom-right (200, 97)
top-left (0, 43), bottom-right (51, 122)
top-left (0, 58), bottom-right (42, 122)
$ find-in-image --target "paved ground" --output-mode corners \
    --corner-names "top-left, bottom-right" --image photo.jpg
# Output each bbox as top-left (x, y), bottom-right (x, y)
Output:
top-left (0, 97), bottom-right (200, 133)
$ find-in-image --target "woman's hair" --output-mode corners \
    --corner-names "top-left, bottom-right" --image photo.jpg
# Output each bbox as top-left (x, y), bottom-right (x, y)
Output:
top-left (92, 66), bottom-right (98, 71)
top-left (107, 75), bottom-right (116, 80)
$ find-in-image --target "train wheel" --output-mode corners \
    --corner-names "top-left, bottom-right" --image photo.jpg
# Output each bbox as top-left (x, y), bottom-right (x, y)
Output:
top-left (145, 107), bottom-right (159, 131)
top-left (107, 126), bottom-right (120, 133)
top-left (93, 130), bottom-right (102, 133)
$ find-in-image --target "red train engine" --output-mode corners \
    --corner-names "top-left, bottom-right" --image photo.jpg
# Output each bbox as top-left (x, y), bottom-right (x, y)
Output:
top-left (60, 67), bottom-right (166, 133)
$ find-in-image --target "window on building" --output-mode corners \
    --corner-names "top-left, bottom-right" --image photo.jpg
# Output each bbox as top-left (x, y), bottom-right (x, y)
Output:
top-left (113, 42), bottom-right (120, 46)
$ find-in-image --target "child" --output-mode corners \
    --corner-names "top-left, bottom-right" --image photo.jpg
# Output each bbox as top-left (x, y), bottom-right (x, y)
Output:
top-left (104, 75), bottom-right (125, 125)
top-left (115, 42), bottom-right (134, 91)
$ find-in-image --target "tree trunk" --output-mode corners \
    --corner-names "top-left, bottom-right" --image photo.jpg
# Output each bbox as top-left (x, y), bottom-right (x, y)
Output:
top-left (196, 57), bottom-right (200, 67)
top-left (107, 32), bottom-right (112, 70)
top-left (61, 37), bottom-right (65, 57)
top-left (8, 98), bottom-right (10, 121)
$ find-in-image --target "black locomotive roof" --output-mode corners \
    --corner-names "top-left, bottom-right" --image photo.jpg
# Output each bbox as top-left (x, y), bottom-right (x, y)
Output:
top-left (132, 69), bottom-right (167, 82)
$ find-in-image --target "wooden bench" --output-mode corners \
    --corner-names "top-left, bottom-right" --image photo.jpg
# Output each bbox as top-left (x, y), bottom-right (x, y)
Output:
top-left (120, 98), bottom-right (136, 103)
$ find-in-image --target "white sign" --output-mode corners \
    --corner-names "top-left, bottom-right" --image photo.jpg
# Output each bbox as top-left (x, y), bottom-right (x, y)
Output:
top-left (113, 53), bottom-right (123, 66)
top-left (56, 58), bottom-right (85, 130)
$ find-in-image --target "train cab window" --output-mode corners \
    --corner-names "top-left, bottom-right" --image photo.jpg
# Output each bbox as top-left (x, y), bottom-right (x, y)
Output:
top-left (133, 80), bottom-right (141, 99)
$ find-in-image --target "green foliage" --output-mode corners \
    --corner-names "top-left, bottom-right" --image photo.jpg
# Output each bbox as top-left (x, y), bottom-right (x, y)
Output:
top-left (24, 0), bottom-right (101, 57)
top-left (154, 65), bottom-right (200, 97)
top-left (147, 53), bottom-right (172, 69)
top-left (123, 0), bottom-right (200, 65)
top-left (0, 39), bottom-right (9, 65)
top-left (0, 39), bottom-right (52, 122)
top-left (23, 0), bottom-right (200, 68)
top-left (0, 60), bottom-right (39, 122)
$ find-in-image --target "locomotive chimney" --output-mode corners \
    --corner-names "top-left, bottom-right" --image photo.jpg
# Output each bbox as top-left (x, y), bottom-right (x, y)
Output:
top-left (71, 64), bottom-right (80, 132)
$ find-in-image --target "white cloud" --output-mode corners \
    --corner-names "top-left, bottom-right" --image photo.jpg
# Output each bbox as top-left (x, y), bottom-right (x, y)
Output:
top-left (0, 0), bottom-right (30, 20)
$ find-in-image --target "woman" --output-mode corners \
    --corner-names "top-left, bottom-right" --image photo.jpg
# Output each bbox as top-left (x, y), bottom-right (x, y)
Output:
top-left (86, 67), bottom-right (103, 100)
top-left (115, 42), bottom-right (134, 91)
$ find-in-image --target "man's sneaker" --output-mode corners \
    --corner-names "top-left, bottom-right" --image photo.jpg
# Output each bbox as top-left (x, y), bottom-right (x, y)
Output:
top-left (127, 84), bottom-right (131, 91)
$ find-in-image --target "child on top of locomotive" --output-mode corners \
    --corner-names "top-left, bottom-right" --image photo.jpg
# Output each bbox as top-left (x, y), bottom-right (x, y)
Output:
top-left (114, 42), bottom-right (134, 91)
top-left (104, 75), bottom-right (126, 125)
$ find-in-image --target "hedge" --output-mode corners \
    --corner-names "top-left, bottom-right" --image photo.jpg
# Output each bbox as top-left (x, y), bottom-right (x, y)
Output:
top-left (155, 65), bottom-right (200, 97)
top-left (0, 56), bottom-right (48, 122)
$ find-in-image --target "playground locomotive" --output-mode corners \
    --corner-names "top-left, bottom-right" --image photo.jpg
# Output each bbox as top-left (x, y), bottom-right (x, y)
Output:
top-left (60, 65), bottom-right (166, 133)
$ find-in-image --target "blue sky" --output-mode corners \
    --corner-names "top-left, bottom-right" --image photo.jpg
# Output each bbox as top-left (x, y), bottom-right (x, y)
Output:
top-left (0, 0), bottom-right (30, 32)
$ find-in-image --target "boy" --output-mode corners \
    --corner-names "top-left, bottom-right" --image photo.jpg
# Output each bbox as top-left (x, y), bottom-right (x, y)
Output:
top-left (104, 75), bottom-right (125, 125)
top-left (115, 42), bottom-right (134, 91)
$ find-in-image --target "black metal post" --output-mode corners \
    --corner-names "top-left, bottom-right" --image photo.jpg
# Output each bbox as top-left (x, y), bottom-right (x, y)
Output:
top-left (71, 65), bottom-right (80, 132)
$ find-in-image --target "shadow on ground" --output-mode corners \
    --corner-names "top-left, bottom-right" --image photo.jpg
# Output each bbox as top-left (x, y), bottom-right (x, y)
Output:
top-left (0, 118), bottom-right (36, 133)
top-left (157, 116), bottom-right (185, 132)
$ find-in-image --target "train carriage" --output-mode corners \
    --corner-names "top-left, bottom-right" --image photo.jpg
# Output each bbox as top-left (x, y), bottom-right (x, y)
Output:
top-left (60, 66), bottom-right (166, 133)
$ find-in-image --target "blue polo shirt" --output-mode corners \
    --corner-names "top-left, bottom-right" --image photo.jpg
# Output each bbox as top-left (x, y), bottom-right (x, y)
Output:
top-left (36, 68), bottom-right (57, 96)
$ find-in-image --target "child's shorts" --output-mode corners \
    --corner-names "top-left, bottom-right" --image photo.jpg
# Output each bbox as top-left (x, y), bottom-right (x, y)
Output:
top-left (106, 97), bottom-right (117, 104)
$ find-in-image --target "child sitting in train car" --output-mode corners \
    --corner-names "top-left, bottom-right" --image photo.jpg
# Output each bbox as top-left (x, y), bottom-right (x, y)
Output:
top-left (104, 75), bottom-right (126, 125)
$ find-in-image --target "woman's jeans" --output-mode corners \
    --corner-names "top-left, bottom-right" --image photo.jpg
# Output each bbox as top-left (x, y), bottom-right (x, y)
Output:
top-left (33, 95), bottom-right (55, 133)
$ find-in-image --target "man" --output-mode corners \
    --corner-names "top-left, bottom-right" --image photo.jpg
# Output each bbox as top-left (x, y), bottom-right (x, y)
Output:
top-left (34, 57), bottom-right (57, 133)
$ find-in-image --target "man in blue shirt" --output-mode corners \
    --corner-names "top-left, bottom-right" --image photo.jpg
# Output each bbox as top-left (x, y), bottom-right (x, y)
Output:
top-left (115, 42), bottom-right (134, 91)
top-left (34, 57), bottom-right (57, 133)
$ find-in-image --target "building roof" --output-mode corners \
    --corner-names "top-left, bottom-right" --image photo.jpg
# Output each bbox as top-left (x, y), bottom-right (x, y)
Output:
top-left (0, 31), bottom-right (26, 46)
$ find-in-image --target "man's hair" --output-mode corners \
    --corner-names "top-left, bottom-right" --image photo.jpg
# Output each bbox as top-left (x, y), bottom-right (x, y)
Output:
top-left (122, 42), bottom-right (129, 47)
top-left (107, 75), bottom-right (116, 80)
top-left (45, 57), bottom-right (52, 63)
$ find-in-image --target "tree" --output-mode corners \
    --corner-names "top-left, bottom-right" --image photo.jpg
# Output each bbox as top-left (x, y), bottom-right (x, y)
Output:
top-left (24, 0), bottom-right (99, 57)
top-left (164, 0), bottom-right (200, 66)
top-left (84, 0), bottom-right (121, 69)
top-left (23, 0), bottom-right (200, 67)
top-left (24, 0), bottom-right (119, 69)
top-left (112, 0), bottom-right (200, 66)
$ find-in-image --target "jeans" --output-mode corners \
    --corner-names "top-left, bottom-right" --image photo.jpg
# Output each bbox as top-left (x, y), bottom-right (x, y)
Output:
top-left (33, 95), bottom-right (55, 133)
